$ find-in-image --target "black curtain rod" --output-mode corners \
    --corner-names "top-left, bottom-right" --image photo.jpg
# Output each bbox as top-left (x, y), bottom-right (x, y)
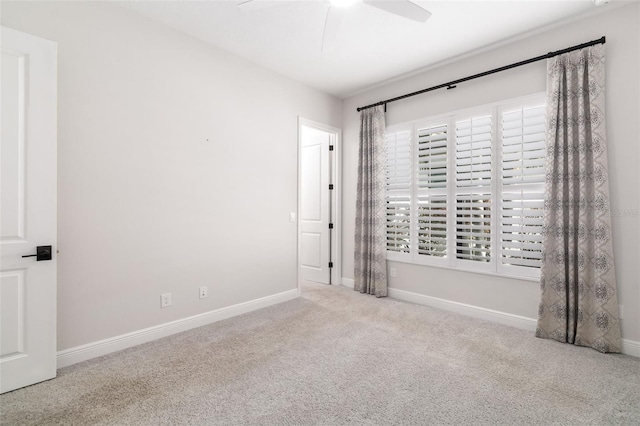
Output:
top-left (356, 36), bottom-right (606, 112)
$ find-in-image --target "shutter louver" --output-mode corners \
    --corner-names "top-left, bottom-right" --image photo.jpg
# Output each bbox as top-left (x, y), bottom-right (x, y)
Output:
top-left (455, 116), bottom-right (492, 188)
top-left (501, 104), bottom-right (546, 270)
top-left (386, 129), bottom-right (411, 254)
top-left (501, 192), bottom-right (544, 268)
top-left (416, 123), bottom-right (448, 259)
top-left (417, 124), bottom-right (447, 189)
top-left (455, 194), bottom-right (491, 262)
top-left (386, 195), bottom-right (411, 253)
top-left (455, 115), bottom-right (492, 263)
top-left (502, 106), bottom-right (546, 185)
top-left (386, 129), bottom-right (411, 191)
top-left (417, 195), bottom-right (447, 257)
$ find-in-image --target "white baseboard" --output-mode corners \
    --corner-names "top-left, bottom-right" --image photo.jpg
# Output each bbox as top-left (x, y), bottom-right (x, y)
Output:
top-left (57, 288), bottom-right (300, 368)
top-left (388, 287), bottom-right (537, 331)
top-left (621, 339), bottom-right (640, 358)
top-left (387, 287), bottom-right (640, 358)
top-left (341, 278), bottom-right (354, 288)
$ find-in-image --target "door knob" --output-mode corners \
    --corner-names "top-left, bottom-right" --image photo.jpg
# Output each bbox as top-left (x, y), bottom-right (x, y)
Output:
top-left (22, 245), bottom-right (53, 261)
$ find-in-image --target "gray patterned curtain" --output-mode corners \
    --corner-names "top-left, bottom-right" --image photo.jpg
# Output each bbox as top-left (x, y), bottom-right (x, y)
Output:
top-left (536, 45), bottom-right (621, 353)
top-left (354, 106), bottom-right (388, 297)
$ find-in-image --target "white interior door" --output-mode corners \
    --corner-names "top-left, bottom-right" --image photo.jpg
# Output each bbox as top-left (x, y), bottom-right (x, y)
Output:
top-left (1, 26), bottom-right (57, 394)
top-left (299, 123), bottom-right (331, 284)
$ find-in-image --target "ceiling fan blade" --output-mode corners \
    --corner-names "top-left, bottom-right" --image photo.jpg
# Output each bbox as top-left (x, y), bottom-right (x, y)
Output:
top-left (362, 0), bottom-right (431, 23)
top-left (322, 7), bottom-right (346, 53)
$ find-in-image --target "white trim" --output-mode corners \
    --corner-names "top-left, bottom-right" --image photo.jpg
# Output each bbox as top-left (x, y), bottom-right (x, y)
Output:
top-left (388, 256), bottom-right (540, 283)
top-left (388, 287), bottom-right (537, 331)
top-left (387, 287), bottom-right (639, 358)
top-left (621, 339), bottom-right (640, 358)
top-left (341, 277), bottom-right (355, 288)
top-left (297, 117), bottom-right (342, 289)
top-left (57, 289), bottom-right (300, 368)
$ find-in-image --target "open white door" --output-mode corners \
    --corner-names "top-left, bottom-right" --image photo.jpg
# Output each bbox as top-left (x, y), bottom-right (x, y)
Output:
top-left (1, 26), bottom-right (57, 394)
top-left (298, 120), bottom-right (339, 285)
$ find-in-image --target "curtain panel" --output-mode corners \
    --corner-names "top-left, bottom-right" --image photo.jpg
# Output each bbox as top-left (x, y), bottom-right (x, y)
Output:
top-left (536, 45), bottom-right (621, 353)
top-left (354, 106), bottom-right (388, 297)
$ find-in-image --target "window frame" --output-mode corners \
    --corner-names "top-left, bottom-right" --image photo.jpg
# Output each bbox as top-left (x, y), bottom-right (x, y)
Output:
top-left (384, 93), bottom-right (546, 281)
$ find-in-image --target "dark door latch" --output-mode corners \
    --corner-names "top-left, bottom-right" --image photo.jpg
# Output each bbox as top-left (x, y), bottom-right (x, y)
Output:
top-left (22, 245), bottom-right (53, 261)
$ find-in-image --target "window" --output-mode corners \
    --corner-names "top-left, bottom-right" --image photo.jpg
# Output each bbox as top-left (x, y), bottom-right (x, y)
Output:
top-left (385, 94), bottom-right (546, 279)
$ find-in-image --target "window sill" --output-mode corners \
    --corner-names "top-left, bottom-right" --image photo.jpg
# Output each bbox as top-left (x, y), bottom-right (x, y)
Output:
top-left (386, 256), bottom-right (541, 283)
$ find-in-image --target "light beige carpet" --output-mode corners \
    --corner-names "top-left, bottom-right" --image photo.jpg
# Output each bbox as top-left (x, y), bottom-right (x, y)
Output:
top-left (1, 283), bottom-right (639, 425)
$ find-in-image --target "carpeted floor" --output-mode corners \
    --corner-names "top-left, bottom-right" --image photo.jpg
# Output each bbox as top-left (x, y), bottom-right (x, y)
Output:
top-left (1, 283), bottom-right (639, 425)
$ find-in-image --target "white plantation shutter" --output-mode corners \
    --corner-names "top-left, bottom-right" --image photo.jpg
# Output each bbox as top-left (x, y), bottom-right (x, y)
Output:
top-left (386, 129), bottom-right (411, 255)
top-left (455, 116), bottom-right (492, 187)
top-left (417, 195), bottom-right (447, 257)
top-left (500, 103), bottom-right (546, 272)
top-left (417, 124), bottom-right (448, 190)
top-left (386, 129), bottom-right (412, 191)
top-left (384, 94), bottom-right (546, 279)
top-left (501, 192), bottom-right (544, 268)
top-left (502, 105), bottom-right (546, 184)
top-left (455, 194), bottom-right (492, 262)
top-left (416, 123), bottom-right (448, 259)
top-left (455, 115), bottom-right (492, 263)
top-left (386, 195), bottom-right (411, 253)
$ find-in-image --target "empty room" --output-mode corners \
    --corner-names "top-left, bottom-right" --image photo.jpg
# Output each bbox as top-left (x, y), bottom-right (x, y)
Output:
top-left (1, 0), bottom-right (639, 424)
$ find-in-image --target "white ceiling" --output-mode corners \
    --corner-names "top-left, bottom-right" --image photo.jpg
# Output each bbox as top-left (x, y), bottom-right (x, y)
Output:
top-left (119, 1), bottom-right (611, 98)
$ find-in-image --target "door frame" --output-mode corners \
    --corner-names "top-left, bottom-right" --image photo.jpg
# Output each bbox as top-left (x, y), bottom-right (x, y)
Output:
top-left (297, 117), bottom-right (341, 291)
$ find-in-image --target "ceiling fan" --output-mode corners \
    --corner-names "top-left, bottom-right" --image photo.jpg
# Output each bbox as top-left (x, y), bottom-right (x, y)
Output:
top-left (236, 0), bottom-right (432, 52)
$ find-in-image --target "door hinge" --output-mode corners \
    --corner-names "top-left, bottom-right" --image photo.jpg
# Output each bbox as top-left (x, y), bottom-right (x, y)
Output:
top-left (329, 184), bottom-right (334, 190)
top-left (329, 223), bottom-right (334, 229)
top-left (329, 262), bottom-right (333, 268)
top-left (329, 145), bottom-right (334, 151)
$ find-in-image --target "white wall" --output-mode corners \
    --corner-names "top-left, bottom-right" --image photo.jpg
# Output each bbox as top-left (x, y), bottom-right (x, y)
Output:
top-left (1, 1), bottom-right (342, 351)
top-left (342, 3), bottom-right (640, 342)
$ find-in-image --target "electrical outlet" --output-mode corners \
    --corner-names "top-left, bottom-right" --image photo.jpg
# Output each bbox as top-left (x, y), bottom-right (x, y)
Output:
top-left (619, 305), bottom-right (624, 320)
top-left (390, 267), bottom-right (397, 278)
top-left (199, 286), bottom-right (208, 299)
top-left (289, 212), bottom-right (296, 222)
top-left (160, 293), bottom-right (171, 308)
